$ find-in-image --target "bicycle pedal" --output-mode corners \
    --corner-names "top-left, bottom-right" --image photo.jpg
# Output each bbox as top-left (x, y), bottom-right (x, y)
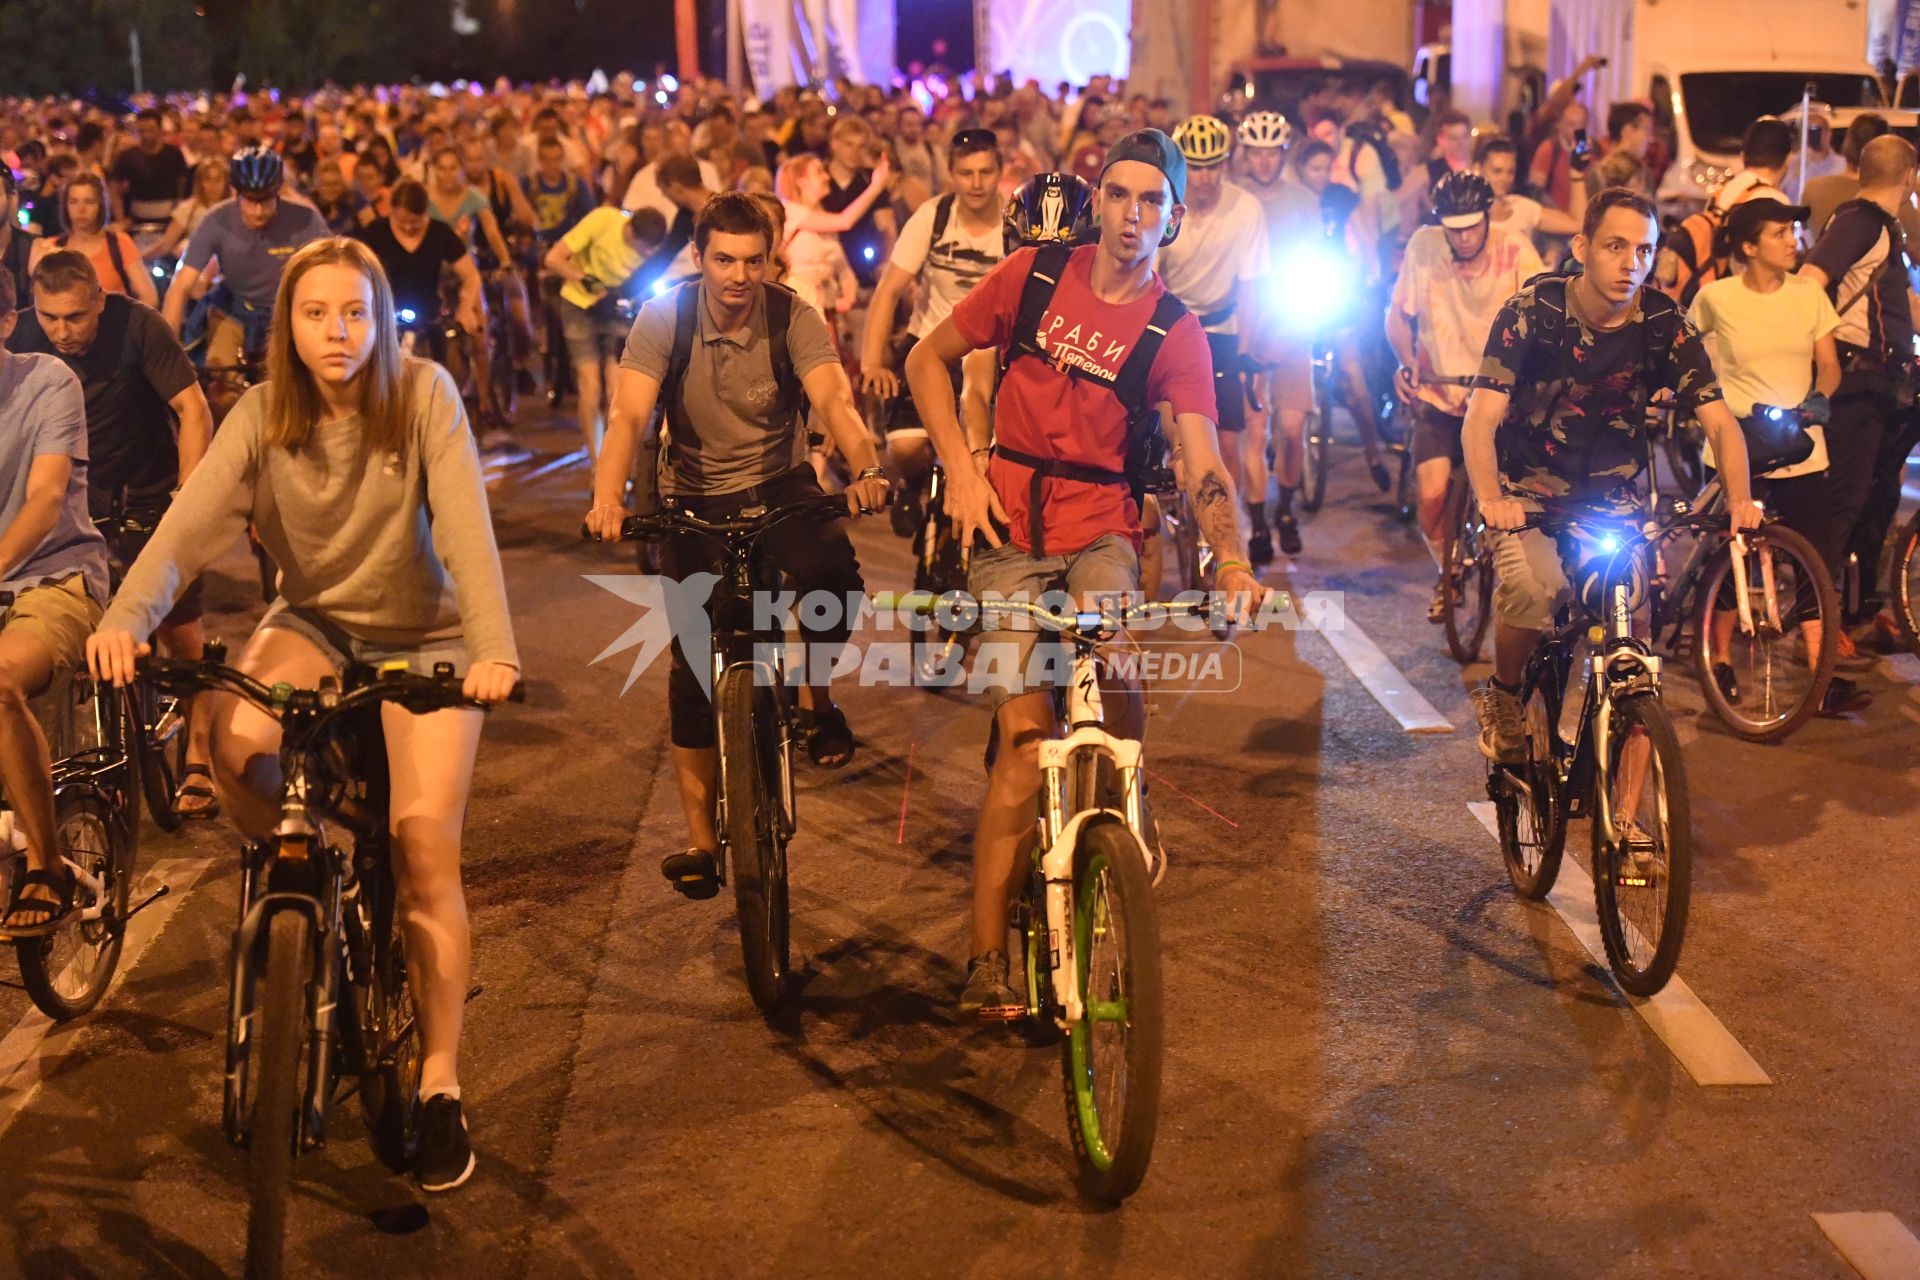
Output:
top-left (977, 1003), bottom-right (1027, 1024)
top-left (465, 983), bottom-right (484, 1004)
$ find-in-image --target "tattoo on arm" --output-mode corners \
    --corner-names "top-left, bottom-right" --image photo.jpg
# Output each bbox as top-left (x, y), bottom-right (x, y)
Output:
top-left (1191, 467), bottom-right (1245, 559)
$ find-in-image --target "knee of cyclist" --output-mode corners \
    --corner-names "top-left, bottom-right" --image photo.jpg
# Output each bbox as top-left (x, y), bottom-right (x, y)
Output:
top-left (0, 678), bottom-right (37, 722)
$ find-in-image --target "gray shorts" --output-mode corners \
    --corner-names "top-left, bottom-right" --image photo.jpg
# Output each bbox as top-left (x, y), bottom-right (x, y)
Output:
top-left (560, 297), bottom-right (629, 367)
top-left (1489, 500), bottom-right (1570, 631)
top-left (965, 533), bottom-right (1140, 714)
top-left (260, 600), bottom-right (473, 679)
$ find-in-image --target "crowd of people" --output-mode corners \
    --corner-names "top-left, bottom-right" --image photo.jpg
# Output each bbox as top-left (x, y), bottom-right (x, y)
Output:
top-left (0, 58), bottom-right (1912, 1199)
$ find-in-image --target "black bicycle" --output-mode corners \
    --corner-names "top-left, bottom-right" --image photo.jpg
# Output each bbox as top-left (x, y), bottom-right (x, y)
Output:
top-left (1487, 511), bottom-right (1692, 997)
top-left (909, 462), bottom-right (970, 684)
top-left (94, 502), bottom-right (195, 832)
top-left (611, 493), bottom-right (850, 1014)
top-left (2, 600), bottom-right (159, 1020)
top-left (138, 647), bottom-right (518, 1280)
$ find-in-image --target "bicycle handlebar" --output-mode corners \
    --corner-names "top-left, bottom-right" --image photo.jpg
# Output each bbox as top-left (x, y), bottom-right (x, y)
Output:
top-left (137, 656), bottom-right (523, 731)
top-left (580, 493), bottom-right (856, 544)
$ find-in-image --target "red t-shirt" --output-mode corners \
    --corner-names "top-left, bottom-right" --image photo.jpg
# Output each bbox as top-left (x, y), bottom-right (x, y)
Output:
top-left (950, 245), bottom-right (1217, 556)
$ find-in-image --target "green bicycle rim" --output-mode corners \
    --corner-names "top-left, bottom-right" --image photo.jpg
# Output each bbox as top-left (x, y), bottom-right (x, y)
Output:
top-left (1067, 851), bottom-right (1129, 1172)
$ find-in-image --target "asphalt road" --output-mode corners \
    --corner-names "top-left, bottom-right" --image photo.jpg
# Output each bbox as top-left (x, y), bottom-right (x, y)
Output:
top-left (1, 406), bottom-right (1916, 1279)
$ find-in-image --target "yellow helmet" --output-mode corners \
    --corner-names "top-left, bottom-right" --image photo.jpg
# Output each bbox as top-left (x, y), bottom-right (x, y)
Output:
top-left (1172, 114), bottom-right (1232, 167)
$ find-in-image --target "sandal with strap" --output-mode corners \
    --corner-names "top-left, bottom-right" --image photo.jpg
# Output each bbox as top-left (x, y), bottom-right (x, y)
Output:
top-left (1, 866), bottom-right (78, 939)
top-left (800, 705), bottom-right (855, 770)
top-left (174, 763), bottom-right (221, 820)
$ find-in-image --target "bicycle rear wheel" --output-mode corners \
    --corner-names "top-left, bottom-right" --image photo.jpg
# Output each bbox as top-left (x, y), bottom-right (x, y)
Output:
top-left (1494, 682), bottom-right (1566, 899)
top-left (1440, 482), bottom-right (1494, 664)
top-left (16, 790), bottom-right (133, 1020)
top-left (247, 909), bottom-right (314, 1280)
top-left (1892, 506), bottom-right (1920, 657)
top-left (1060, 820), bottom-right (1162, 1203)
top-left (1691, 525), bottom-right (1837, 742)
top-left (720, 667), bottom-right (789, 1014)
top-left (1593, 694), bottom-right (1691, 997)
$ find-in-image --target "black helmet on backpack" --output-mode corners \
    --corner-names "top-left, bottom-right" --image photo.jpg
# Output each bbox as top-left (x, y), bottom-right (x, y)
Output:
top-left (1003, 172), bottom-right (1095, 253)
top-left (1431, 170), bottom-right (1495, 228)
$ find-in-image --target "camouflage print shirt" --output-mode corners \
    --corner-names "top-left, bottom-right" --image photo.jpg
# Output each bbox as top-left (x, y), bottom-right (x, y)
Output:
top-left (1472, 277), bottom-right (1723, 514)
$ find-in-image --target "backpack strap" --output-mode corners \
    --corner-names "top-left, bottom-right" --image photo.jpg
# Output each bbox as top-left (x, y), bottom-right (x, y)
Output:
top-left (660, 280), bottom-right (702, 439)
top-left (929, 192), bottom-right (955, 248)
top-left (1111, 292), bottom-right (1189, 419)
top-left (103, 230), bottom-right (134, 294)
top-left (763, 280), bottom-right (801, 428)
top-left (1001, 243), bottom-right (1073, 378)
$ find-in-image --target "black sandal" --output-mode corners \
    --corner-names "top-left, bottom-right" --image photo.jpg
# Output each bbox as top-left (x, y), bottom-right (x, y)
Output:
top-left (801, 705), bottom-right (855, 770)
top-left (2, 867), bottom-right (77, 939)
top-left (175, 763), bottom-right (221, 820)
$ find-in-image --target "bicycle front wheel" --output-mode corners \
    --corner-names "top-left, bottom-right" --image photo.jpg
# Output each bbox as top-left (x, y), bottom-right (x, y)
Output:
top-left (720, 667), bottom-right (789, 1014)
top-left (1441, 485), bottom-right (1494, 664)
top-left (1692, 525), bottom-right (1837, 743)
top-left (137, 685), bottom-right (188, 834)
top-left (247, 909), bottom-right (314, 1280)
top-left (1299, 372), bottom-right (1331, 513)
top-left (1892, 506), bottom-right (1920, 658)
top-left (16, 789), bottom-right (132, 1020)
top-left (1061, 820), bottom-right (1162, 1203)
top-left (1593, 694), bottom-right (1692, 997)
top-left (1495, 681), bottom-right (1566, 899)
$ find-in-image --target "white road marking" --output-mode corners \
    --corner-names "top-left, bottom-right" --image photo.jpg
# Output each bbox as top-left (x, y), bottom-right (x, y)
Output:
top-left (1307, 611), bottom-right (1454, 734)
top-left (0, 857), bottom-right (214, 1141)
top-left (1467, 803), bottom-right (1770, 1087)
top-left (1814, 1212), bottom-right (1920, 1280)
top-left (1880, 653), bottom-right (1920, 684)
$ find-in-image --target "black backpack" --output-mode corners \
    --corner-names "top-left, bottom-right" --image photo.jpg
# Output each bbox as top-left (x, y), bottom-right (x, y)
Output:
top-left (994, 244), bottom-right (1189, 556)
top-left (1345, 119), bottom-right (1403, 192)
top-left (1515, 270), bottom-right (1678, 407)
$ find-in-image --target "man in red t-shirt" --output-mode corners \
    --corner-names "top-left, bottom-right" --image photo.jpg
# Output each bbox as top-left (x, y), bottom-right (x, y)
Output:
top-left (905, 129), bottom-right (1268, 1016)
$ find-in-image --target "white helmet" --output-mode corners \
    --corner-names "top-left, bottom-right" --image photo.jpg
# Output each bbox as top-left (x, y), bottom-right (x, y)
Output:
top-left (1236, 111), bottom-right (1293, 150)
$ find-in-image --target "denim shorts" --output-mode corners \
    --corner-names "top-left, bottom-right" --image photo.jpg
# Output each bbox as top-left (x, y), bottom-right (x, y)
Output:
top-left (964, 533), bottom-right (1140, 713)
top-left (259, 600), bottom-right (473, 679)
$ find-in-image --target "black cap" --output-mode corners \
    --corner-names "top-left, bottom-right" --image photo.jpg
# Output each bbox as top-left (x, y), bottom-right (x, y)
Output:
top-left (1725, 196), bottom-right (1812, 250)
top-left (1100, 128), bottom-right (1187, 204)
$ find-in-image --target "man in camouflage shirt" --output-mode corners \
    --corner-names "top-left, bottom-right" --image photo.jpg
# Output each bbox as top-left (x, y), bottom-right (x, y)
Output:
top-left (1460, 188), bottom-right (1762, 763)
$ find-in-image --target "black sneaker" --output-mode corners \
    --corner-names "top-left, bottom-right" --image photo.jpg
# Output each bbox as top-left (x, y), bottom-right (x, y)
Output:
top-left (1427, 579), bottom-right (1448, 624)
top-left (414, 1095), bottom-right (475, 1192)
top-left (1710, 662), bottom-right (1740, 705)
top-left (661, 848), bottom-right (721, 899)
top-left (1248, 528), bottom-right (1274, 566)
top-left (1275, 513), bottom-right (1302, 557)
top-left (1817, 676), bottom-right (1874, 717)
top-left (958, 950), bottom-right (1020, 1019)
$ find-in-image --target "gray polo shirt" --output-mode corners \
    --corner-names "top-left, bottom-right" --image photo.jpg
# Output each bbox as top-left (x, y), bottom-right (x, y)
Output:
top-left (620, 281), bottom-right (839, 497)
top-left (181, 197), bottom-right (330, 310)
top-left (0, 352), bottom-right (110, 605)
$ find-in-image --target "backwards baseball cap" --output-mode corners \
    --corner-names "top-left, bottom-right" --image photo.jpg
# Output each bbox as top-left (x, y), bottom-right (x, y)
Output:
top-left (1725, 196), bottom-right (1811, 252)
top-left (1099, 128), bottom-right (1186, 204)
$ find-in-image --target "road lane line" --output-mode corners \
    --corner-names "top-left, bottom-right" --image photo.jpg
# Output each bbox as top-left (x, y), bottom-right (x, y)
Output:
top-left (1307, 610), bottom-right (1453, 734)
top-left (1814, 1212), bottom-right (1920, 1280)
top-left (1467, 803), bottom-right (1770, 1087)
top-left (1881, 653), bottom-right (1920, 684)
top-left (0, 857), bottom-right (214, 1141)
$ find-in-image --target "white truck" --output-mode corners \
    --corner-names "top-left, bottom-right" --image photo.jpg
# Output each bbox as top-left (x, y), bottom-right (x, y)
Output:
top-left (1548, 0), bottom-right (1884, 206)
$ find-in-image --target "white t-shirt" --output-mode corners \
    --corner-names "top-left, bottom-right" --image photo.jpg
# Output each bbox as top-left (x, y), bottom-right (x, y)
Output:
top-left (1688, 274), bottom-right (1839, 418)
top-left (781, 201), bottom-right (851, 315)
top-left (621, 158), bottom-right (723, 223)
top-left (1494, 194), bottom-right (1544, 240)
top-left (888, 194), bottom-right (1004, 337)
top-left (1157, 181), bottom-right (1270, 333)
top-left (1391, 223), bottom-right (1545, 415)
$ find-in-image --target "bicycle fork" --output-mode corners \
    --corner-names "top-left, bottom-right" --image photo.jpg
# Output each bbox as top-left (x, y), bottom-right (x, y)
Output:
top-left (1035, 732), bottom-right (1149, 1025)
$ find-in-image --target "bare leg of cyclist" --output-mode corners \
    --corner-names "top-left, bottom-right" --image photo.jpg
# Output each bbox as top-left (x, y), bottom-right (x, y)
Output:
top-left (970, 692), bottom-right (1054, 957)
top-left (573, 359), bottom-right (604, 462)
top-left (1339, 340), bottom-right (1390, 482)
top-left (0, 631), bottom-right (61, 928)
top-left (155, 619), bottom-right (215, 815)
top-left (1139, 495), bottom-right (1165, 595)
top-left (1415, 459), bottom-right (1453, 563)
top-left (669, 746), bottom-right (722, 856)
top-left (381, 701), bottom-right (483, 1100)
top-left (207, 627), bottom-right (338, 837)
top-left (1492, 621), bottom-right (1538, 690)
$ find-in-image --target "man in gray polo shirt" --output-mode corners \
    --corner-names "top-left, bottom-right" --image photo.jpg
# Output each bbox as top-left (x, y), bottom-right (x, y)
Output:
top-left (0, 269), bottom-right (113, 934)
top-left (586, 192), bottom-right (891, 897)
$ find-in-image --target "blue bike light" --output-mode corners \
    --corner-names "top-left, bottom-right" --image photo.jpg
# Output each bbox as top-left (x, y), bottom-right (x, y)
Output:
top-left (1766, 406), bottom-right (1784, 422)
top-left (398, 307), bottom-right (418, 324)
top-left (1599, 533), bottom-right (1621, 553)
top-left (652, 278), bottom-right (668, 297)
top-left (151, 265), bottom-right (165, 278)
top-left (863, 245), bottom-right (875, 262)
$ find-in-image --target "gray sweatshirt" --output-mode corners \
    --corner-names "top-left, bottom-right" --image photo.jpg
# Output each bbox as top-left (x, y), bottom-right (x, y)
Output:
top-left (102, 360), bottom-right (518, 668)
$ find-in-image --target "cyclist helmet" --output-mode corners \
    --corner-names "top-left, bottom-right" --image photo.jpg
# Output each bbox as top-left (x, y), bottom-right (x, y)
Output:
top-left (1236, 111), bottom-right (1293, 151)
top-left (1431, 170), bottom-right (1496, 229)
top-left (1003, 172), bottom-right (1096, 253)
top-left (228, 146), bottom-right (284, 197)
top-left (1173, 114), bottom-right (1233, 167)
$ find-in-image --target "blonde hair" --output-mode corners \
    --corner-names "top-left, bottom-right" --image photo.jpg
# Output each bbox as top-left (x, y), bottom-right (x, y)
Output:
top-left (774, 153), bottom-right (823, 204)
top-left (264, 237), bottom-right (414, 456)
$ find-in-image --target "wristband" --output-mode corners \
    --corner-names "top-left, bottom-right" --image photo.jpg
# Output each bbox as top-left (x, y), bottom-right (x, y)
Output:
top-left (854, 466), bottom-right (887, 482)
top-left (1216, 559), bottom-right (1253, 578)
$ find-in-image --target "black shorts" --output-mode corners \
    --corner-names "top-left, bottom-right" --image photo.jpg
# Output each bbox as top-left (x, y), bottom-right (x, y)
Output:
top-left (884, 332), bottom-right (964, 438)
top-left (1207, 332), bottom-right (1248, 434)
top-left (1411, 403), bottom-right (1465, 467)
